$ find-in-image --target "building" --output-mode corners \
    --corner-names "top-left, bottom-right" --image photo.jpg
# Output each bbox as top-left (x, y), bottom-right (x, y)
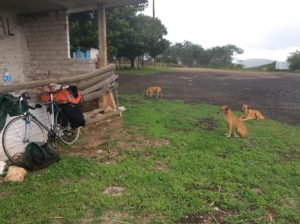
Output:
top-left (0, 0), bottom-right (147, 83)
top-left (0, 0), bottom-right (147, 160)
top-left (275, 61), bottom-right (290, 70)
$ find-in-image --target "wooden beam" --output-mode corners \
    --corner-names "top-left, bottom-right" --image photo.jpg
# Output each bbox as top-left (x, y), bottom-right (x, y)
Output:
top-left (82, 82), bottom-right (118, 102)
top-left (81, 74), bottom-right (118, 95)
top-left (85, 110), bottom-right (121, 125)
top-left (84, 107), bottom-right (106, 121)
top-left (0, 64), bottom-right (115, 93)
top-left (77, 71), bottom-right (113, 90)
top-left (97, 3), bottom-right (107, 67)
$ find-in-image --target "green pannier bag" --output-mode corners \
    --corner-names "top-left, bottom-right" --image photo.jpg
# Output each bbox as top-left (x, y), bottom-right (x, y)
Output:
top-left (1, 93), bottom-right (29, 134)
top-left (22, 142), bottom-right (60, 170)
top-left (7, 97), bottom-right (28, 117)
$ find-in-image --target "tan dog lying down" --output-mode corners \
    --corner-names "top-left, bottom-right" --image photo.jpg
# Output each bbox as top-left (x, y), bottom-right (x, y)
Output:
top-left (145, 86), bottom-right (162, 98)
top-left (219, 105), bottom-right (247, 138)
top-left (240, 104), bottom-right (265, 121)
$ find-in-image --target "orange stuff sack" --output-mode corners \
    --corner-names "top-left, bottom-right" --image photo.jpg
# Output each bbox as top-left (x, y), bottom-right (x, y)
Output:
top-left (40, 88), bottom-right (81, 105)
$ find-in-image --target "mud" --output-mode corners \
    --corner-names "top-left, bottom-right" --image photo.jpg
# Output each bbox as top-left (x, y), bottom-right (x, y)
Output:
top-left (118, 69), bottom-right (300, 125)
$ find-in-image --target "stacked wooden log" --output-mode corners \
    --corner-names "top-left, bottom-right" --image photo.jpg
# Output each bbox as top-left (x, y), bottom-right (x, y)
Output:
top-left (79, 72), bottom-right (118, 102)
top-left (75, 65), bottom-right (120, 124)
top-left (0, 64), bottom-right (121, 125)
top-left (0, 64), bottom-right (117, 94)
top-left (84, 106), bottom-right (121, 125)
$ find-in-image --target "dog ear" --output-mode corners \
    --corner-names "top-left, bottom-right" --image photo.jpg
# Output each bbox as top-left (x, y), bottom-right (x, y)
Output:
top-left (223, 106), bottom-right (229, 111)
top-left (247, 106), bottom-right (250, 109)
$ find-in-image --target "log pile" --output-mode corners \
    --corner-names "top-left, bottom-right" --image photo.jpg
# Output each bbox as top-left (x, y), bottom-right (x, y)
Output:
top-left (0, 64), bottom-right (121, 125)
top-left (75, 66), bottom-right (120, 124)
top-left (84, 107), bottom-right (121, 125)
top-left (80, 74), bottom-right (118, 102)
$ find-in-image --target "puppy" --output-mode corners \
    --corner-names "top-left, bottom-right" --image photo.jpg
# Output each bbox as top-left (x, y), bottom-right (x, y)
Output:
top-left (240, 104), bottom-right (265, 121)
top-left (219, 105), bottom-right (247, 138)
top-left (145, 86), bottom-right (162, 98)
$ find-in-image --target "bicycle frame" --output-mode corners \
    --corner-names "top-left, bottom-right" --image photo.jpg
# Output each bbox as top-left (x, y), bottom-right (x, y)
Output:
top-left (23, 93), bottom-right (58, 142)
top-left (23, 110), bottom-right (55, 143)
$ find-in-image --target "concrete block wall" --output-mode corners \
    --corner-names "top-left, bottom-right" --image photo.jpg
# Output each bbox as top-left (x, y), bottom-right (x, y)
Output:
top-left (0, 11), bottom-right (36, 84)
top-left (22, 10), bottom-right (96, 79)
top-left (0, 9), bottom-right (96, 84)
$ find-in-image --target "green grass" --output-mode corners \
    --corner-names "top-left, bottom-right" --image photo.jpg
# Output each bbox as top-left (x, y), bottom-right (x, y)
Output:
top-left (116, 66), bottom-right (172, 76)
top-left (0, 95), bottom-right (299, 223)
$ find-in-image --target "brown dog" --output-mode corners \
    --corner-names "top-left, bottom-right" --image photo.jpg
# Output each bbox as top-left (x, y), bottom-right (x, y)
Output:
top-left (219, 105), bottom-right (247, 138)
top-left (145, 86), bottom-right (162, 98)
top-left (240, 104), bottom-right (265, 121)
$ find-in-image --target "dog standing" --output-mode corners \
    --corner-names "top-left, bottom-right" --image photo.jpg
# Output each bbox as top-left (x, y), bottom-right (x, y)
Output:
top-left (240, 104), bottom-right (265, 121)
top-left (145, 86), bottom-right (162, 98)
top-left (219, 105), bottom-right (247, 138)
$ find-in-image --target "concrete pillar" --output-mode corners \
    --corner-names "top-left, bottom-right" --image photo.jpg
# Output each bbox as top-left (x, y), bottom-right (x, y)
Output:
top-left (97, 3), bottom-right (107, 67)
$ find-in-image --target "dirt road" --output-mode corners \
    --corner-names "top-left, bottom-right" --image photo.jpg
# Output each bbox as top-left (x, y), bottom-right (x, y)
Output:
top-left (118, 68), bottom-right (300, 126)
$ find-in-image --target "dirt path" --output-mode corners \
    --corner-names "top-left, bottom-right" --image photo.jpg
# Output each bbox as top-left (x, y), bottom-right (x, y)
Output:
top-left (117, 68), bottom-right (300, 126)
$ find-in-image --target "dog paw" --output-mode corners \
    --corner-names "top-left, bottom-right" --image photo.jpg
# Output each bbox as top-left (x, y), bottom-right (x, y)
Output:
top-left (226, 134), bottom-right (231, 138)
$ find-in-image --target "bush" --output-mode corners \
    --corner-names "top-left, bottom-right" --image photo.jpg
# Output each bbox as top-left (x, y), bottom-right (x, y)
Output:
top-left (288, 50), bottom-right (300, 71)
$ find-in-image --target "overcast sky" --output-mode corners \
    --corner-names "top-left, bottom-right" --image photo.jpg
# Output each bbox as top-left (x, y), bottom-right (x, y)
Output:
top-left (143, 0), bottom-right (300, 61)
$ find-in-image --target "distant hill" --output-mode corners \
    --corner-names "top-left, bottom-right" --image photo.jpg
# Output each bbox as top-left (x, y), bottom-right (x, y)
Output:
top-left (238, 59), bottom-right (275, 68)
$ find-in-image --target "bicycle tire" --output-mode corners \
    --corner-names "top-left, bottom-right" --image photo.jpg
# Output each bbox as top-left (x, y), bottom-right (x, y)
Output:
top-left (2, 116), bottom-right (46, 166)
top-left (55, 109), bottom-right (80, 145)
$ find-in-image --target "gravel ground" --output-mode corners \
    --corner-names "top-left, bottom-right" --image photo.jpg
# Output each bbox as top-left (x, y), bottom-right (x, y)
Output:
top-left (118, 69), bottom-right (300, 126)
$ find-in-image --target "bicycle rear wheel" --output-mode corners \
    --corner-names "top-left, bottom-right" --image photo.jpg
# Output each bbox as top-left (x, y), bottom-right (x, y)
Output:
top-left (55, 109), bottom-right (80, 145)
top-left (2, 116), bottom-right (46, 166)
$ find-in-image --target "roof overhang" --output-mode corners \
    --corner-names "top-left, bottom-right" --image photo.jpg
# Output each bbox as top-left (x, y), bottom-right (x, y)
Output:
top-left (1, 0), bottom-right (148, 14)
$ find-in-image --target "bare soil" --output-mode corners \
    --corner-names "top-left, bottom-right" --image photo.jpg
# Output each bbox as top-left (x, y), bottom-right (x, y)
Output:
top-left (61, 117), bottom-right (169, 163)
top-left (118, 68), bottom-right (300, 126)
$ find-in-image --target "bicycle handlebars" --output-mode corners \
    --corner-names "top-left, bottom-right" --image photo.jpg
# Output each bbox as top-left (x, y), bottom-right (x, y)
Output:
top-left (20, 92), bottom-right (42, 110)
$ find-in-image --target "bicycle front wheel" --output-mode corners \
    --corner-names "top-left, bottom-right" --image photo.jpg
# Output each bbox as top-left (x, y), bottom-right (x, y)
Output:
top-left (2, 116), bottom-right (46, 166)
top-left (55, 110), bottom-right (80, 145)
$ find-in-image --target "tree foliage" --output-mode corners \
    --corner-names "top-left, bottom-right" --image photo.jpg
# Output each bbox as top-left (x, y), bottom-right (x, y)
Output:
top-left (69, 6), bottom-right (243, 69)
top-left (69, 4), bottom-right (169, 68)
top-left (208, 44), bottom-right (244, 66)
top-left (160, 41), bottom-right (244, 68)
top-left (69, 12), bottom-right (98, 53)
top-left (287, 50), bottom-right (300, 71)
top-left (106, 7), bottom-right (169, 67)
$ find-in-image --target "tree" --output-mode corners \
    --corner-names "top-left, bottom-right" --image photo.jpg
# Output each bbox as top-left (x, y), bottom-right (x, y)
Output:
top-left (161, 42), bottom-right (244, 68)
top-left (69, 11), bottom-right (98, 53)
top-left (208, 44), bottom-right (244, 66)
top-left (106, 8), bottom-right (168, 68)
top-left (69, 4), bottom-right (168, 68)
top-left (161, 41), bottom-right (208, 67)
top-left (106, 6), bottom-right (139, 63)
top-left (149, 39), bottom-right (170, 64)
top-left (69, 3), bottom-right (147, 57)
top-left (287, 50), bottom-right (300, 71)
top-left (181, 41), bottom-right (208, 66)
top-left (132, 15), bottom-right (169, 66)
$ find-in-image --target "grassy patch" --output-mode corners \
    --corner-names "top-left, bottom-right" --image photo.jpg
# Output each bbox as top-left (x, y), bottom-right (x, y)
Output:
top-left (116, 66), bottom-right (172, 76)
top-left (0, 95), bottom-right (299, 223)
